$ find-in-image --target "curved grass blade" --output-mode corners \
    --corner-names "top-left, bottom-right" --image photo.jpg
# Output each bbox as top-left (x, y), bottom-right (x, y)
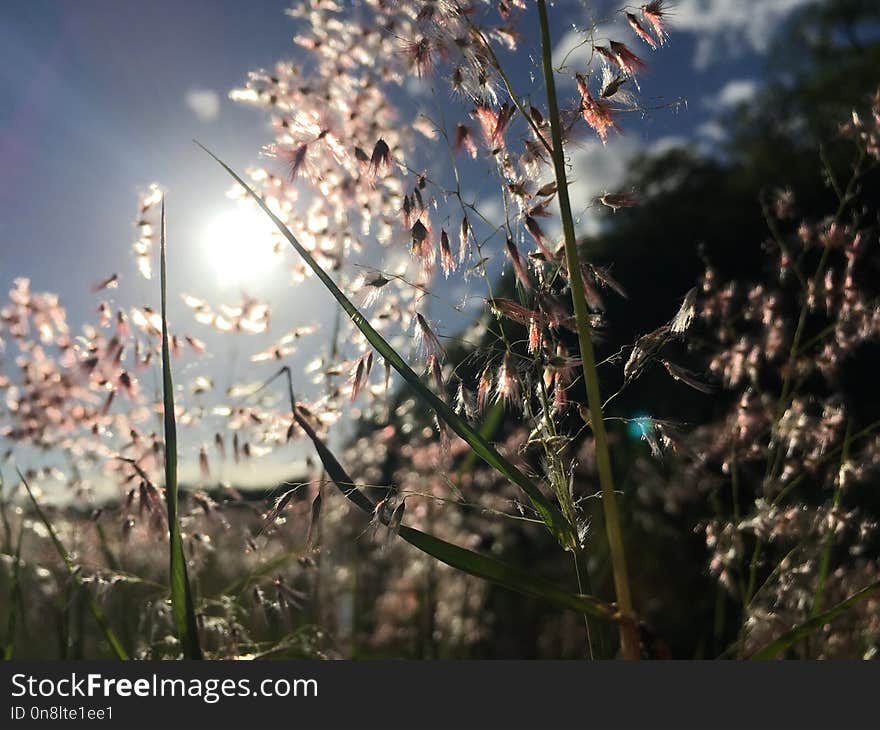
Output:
top-left (197, 143), bottom-right (575, 549)
top-left (291, 401), bottom-right (620, 622)
top-left (751, 580), bottom-right (880, 660)
top-left (159, 199), bottom-right (203, 660)
top-left (18, 471), bottom-right (129, 660)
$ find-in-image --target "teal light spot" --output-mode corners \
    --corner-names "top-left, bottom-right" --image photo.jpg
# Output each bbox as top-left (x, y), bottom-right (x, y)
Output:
top-left (627, 414), bottom-right (652, 440)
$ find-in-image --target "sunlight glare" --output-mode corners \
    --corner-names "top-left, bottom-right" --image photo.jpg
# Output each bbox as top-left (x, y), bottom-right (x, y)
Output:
top-left (204, 205), bottom-right (281, 285)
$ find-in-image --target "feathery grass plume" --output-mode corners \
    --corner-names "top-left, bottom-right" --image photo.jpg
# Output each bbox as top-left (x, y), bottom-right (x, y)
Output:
top-left (459, 216), bottom-right (471, 263)
top-left (495, 352), bottom-right (522, 409)
top-left (477, 364), bottom-right (494, 413)
top-left (455, 379), bottom-right (476, 419)
top-left (158, 198), bottom-right (203, 660)
top-left (576, 74), bottom-right (619, 144)
top-left (415, 313), bottom-right (445, 362)
top-left (670, 286), bottom-right (697, 335)
top-left (402, 37), bottom-right (434, 76)
top-left (92, 273), bottom-right (119, 292)
top-left (625, 324), bottom-right (670, 381)
top-left (586, 262), bottom-right (628, 299)
top-left (369, 138), bottom-right (392, 175)
top-left (504, 236), bottom-right (532, 290)
top-left (473, 102), bottom-right (514, 151)
top-left (660, 359), bottom-right (715, 394)
top-left (489, 297), bottom-right (544, 327)
top-left (132, 184), bottom-right (161, 280)
top-left (350, 355), bottom-right (367, 401)
top-left (600, 67), bottom-right (633, 105)
top-left (524, 215), bottom-right (554, 258)
top-left (429, 354), bottom-right (444, 394)
top-left (642, 1), bottom-right (670, 46)
top-left (439, 228), bottom-right (455, 276)
top-left (453, 123), bottom-right (478, 159)
top-left (594, 44), bottom-right (620, 68)
top-left (626, 12), bottom-right (657, 49)
top-left (609, 41), bottom-right (647, 77)
top-left (282, 143), bottom-right (309, 181)
top-left (410, 218), bottom-right (435, 270)
top-left (600, 192), bottom-right (639, 210)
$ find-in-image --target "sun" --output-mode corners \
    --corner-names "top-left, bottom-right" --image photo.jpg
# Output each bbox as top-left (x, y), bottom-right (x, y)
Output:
top-left (204, 204), bottom-right (282, 285)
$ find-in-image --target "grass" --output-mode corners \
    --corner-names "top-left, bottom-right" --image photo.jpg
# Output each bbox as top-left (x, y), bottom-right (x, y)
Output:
top-left (198, 145), bottom-right (580, 552)
top-left (279, 366), bottom-right (621, 622)
top-left (751, 580), bottom-right (880, 659)
top-left (2, 519), bottom-right (24, 659)
top-left (18, 470), bottom-right (129, 660)
top-left (2, 2), bottom-right (878, 662)
top-left (536, 0), bottom-right (638, 659)
top-left (159, 197), bottom-right (203, 660)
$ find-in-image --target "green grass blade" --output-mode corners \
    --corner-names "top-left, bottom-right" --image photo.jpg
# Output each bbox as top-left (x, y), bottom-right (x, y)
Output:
top-left (751, 580), bottom-right (880, 659)
top-left (159, 198), bottom-right (203, 660)
top-left (291, 404), bottom-right (620, 622)
top-left (197, 143), bottom-right (576, 549)
top-left (18, 471), bottom-right (129, 660)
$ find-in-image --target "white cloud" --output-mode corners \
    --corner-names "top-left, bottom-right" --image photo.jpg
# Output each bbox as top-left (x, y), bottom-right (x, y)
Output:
top-left (648, 135), bottom-right (688, 155)
top-left (704, 78), bottom-right (758, 110)
top-left (671, 0), bottom-right (818, 68)
top-left (552, 22), bottom-right (617, 88)
top-left (554, 1), bottom-right (817, 74)
top-left (185, 89), bottom-right (221, 122)
top-left (696, 120), bottom-right (727, 143)
top-left (567, 135), bottom-right (643, 233)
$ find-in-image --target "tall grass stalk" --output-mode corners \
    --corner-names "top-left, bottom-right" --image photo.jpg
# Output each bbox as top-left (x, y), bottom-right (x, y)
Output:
top-left (159, 199), bottom-right (203, 660)
top-left (536, 0), bottom-right (639, 659)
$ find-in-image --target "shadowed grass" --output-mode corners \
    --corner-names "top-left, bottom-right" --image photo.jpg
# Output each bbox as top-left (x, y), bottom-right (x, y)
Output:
top-left (2, 521), bottom-right (24, 659)
top-left (197, 142), bottom-right (577, 551)
top-left (159, 198), bottom-right (203, 660)
top-left (18, 470), bottom-right (129, 660)
top-left (751, 579), bottom-right (880, 659)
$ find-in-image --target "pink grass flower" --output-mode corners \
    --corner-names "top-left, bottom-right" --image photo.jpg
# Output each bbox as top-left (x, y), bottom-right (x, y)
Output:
top-left (504, 237), bottom-right (532, 290)
top-left (626, 12), bottom-right (657, 49)
top-left (642, 1), bottom-right (670, 46)
top-left (577, 74), bottom-right (619, 144)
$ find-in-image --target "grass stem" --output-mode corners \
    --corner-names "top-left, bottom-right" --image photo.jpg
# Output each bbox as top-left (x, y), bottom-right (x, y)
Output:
top-left (536, 0), bottom-right (639, 659)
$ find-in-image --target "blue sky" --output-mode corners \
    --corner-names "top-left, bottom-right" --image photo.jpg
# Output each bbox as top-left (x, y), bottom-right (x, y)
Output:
top-left (0, 0), bottom-right (818, 491)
